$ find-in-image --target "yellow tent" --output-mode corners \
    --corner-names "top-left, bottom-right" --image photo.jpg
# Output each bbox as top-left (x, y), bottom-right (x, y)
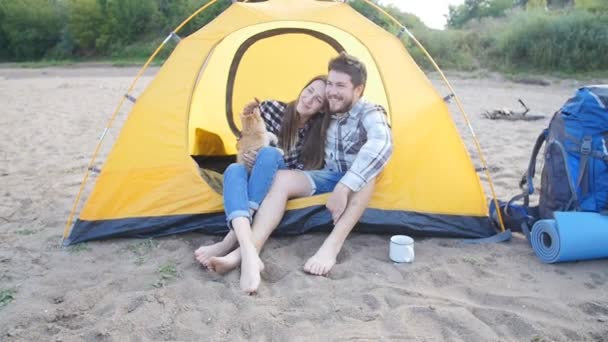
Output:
top-left (65, 0), bottom-right (495, 245)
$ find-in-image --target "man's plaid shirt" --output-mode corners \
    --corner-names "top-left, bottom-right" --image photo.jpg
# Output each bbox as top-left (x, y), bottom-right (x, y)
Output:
top-left (323, 98), bottom-right (393, 192)
top-left (259, 100), bottom-right (317, 170)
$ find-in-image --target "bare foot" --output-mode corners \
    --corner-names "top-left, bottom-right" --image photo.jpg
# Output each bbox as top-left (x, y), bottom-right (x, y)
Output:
top-left (194, 241), bottom-right (234, 268)
top-left (304, 243), bottom-right (339, 276)
top-left (240, 246), bottom-right (264, 294)
top-left (208, 251), bottom-right (241, 274)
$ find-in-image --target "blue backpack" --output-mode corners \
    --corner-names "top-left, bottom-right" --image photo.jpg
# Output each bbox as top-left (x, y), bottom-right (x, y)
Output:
top-left (502, 85), bottom-right (608, 237)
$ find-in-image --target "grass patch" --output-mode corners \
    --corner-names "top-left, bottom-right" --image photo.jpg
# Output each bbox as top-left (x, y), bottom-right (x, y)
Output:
top-left (0, 289), bottom-right (16, 308)
top-left (152, 261), bottom-right (178, 288)
top-left (126, 239), bottom-right (159, 265)
top-left (462, 257), bottom-right (482, 267)
top-left (15, 229), bottom-right (37, 236)
top-left (67, 242), bottom-right (91, 253)
top-left (531, 337), bottom-right (548, 342)
top-left (15, 59), bottom-right (78, 68)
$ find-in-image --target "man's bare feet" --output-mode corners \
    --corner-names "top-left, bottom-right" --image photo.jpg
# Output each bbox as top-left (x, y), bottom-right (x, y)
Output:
top-left (303, 243), bottom-right (339, 276)
top-left (194, 239), bottom-right (234, 268)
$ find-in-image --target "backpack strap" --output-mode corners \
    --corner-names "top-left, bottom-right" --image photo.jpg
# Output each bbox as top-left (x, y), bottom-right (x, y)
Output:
top-left (519, 130), bottom-right (548, 206)
top-left (566, 135), bottom-right (608, 199)
top-left (575, 136), bottom-right (593, 196)
top-left (506, 130), bottom-right (547, 243)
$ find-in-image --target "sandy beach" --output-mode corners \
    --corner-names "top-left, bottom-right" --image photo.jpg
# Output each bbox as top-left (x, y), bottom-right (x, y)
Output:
top-left (1, 66), bottom-right (607, 341)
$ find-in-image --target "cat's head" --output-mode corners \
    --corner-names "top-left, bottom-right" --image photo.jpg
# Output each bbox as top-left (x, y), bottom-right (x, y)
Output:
top-left (240, 107), bottom-right (265, 132)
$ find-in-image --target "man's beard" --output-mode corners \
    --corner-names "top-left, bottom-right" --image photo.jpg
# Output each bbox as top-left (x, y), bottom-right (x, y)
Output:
top-left (329, 97), bottom-right (353, 113)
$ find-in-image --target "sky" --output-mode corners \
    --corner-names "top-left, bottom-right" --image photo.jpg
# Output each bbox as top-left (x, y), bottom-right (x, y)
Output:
top-left (379, 0), bottom-right (465, 30)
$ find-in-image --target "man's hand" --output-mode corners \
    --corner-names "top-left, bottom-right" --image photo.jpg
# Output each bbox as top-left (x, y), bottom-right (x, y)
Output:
top-left (326, 183), bottom-right (352, 224)
top-left (242, 150), bottom-right (258, 169)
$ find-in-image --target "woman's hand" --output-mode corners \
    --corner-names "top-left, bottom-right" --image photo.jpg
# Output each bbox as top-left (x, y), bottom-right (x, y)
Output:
top-left (242, 150), bottom-right (258, 169)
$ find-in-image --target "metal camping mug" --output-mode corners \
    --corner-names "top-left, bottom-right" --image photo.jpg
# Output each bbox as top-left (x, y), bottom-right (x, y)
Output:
top-left (389, 235), bottom-right (415, 263)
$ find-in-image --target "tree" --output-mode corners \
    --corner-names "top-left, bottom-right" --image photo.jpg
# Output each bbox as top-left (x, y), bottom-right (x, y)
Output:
top-left (0, 0), bottom-right (63, 59)
top-left (447, 0), bottom-right (515, 28)
top-left (67, 0), bottom-right (105, 55)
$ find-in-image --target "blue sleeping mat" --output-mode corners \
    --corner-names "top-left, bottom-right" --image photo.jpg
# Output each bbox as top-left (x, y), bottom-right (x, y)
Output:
top-left (531, 211), bottom-right (608, 263)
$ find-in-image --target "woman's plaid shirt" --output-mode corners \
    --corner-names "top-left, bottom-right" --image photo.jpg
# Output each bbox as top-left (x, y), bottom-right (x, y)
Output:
top-left (259, 100), bottom-right (318, 170)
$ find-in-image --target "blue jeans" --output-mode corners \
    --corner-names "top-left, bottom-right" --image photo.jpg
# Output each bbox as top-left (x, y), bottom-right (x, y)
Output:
top-left (223, 147), bottom-right (286, 228)
top-left (302, 170), bottom-right (346, 195)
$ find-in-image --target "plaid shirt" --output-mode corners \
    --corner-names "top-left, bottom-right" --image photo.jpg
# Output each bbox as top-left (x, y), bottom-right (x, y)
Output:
top-left (324, 98), bottom-right (393, 192)
top-left (259, 100), bottom-right (317, 170)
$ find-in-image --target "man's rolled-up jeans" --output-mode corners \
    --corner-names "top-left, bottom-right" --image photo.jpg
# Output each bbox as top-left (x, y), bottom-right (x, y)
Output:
top-left (222, 146), bottom-right (286, 229)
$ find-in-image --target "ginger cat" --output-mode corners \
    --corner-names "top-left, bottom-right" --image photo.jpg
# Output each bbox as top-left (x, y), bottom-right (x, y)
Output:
top-left (236, 105), bottom-right (279, 170)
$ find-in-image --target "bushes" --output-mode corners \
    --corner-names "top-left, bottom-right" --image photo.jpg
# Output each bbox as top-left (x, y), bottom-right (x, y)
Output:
top-left (407, 29), bottom-right (479, 71)
top-left (0, 0), bottom-right (606, 75)
top-left (488, 10), bottom-right (608, 71)
top-left (0, 0), bottom-right (226, 61)
top-left (408, 9), bottom-right (608, 73)
top-left (0, 0), bottom-right (64, 60)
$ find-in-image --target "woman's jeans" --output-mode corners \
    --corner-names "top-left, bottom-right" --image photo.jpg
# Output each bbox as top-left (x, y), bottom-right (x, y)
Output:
top-left (223, 147), bottom-right (286, 228)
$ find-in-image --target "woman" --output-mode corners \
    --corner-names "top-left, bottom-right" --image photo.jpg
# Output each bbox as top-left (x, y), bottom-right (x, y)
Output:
top-left (194, 76), bottom-right (329, 284)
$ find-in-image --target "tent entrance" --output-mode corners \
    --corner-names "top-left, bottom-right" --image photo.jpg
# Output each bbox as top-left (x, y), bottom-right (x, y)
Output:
top-left (188, 21), bottom-right (389, 159)
top-left (225, 28), bottom-right (345, 136)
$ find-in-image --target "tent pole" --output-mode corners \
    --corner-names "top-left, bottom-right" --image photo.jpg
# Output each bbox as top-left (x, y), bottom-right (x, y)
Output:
top-left (62, 0), bottom-right (226, 244)
top-left (358, 0), bottom-right (507, 233)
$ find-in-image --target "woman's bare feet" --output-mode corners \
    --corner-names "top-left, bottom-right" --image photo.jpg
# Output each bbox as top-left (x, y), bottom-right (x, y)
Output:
top-left (194, 232), bottom-right (236, 268)
top-left (239, 245), bottom-right (264, 294)
top-left (208, 250), bottom-right (240, 274)
top-left (208, 248), bottom-right (264, 273)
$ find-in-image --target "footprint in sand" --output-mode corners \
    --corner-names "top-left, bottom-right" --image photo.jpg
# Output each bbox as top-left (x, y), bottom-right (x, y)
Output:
top-left (590, 272), bottom-right (606, 286)
top-left (383, 294), bottom-right (405, 309)
top-left (584, 282), bottom-right (597, 290)
top-left (520, 272), bottom-right (535, 281)
top-left (554, 268), bottom-right (567, 276)
top-left (362, 294), bottom-right (381, 311)
top-left (260, 260), bottom-right (289, 284)
top-left (335, 247), bottom-right (351, 264)
top-left (579, 301), bottom-right (608, 318)
top-left (327, 268), bottom-right (354, 280)
top-left (484, 256), bottom-right (497, 263)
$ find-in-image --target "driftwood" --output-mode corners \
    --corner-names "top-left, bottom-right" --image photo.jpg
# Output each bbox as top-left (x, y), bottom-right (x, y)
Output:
top-left (482, 99), bottom-right (545, 121)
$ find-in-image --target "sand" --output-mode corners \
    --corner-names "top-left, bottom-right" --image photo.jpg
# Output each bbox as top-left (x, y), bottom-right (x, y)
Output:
top-left (1, 66), bottom-right (607, 341)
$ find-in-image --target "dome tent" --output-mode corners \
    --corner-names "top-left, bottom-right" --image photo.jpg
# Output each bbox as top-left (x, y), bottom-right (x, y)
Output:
top-left (64, 0), bottom-right (497, 245)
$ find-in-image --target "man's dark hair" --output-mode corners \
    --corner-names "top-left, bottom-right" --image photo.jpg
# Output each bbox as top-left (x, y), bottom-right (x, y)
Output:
top-left (328, 52), bottom-right (367, 88)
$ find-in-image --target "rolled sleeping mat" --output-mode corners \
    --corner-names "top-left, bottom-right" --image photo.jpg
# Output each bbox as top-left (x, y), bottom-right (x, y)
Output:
top-left (531, 211), bottom-right (608, 264)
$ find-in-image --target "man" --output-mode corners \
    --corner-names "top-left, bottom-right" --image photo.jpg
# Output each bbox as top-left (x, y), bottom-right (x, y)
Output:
top-left (210, 52), bottom-right (393, 293)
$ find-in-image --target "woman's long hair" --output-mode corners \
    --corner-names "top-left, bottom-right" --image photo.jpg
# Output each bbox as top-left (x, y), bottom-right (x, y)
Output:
top-left (278, 75), bottom-right (329, 170)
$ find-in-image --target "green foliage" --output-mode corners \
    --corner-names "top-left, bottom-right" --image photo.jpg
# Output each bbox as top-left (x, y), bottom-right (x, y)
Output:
top-left (104, 0), bottom-right (160, 50)
top-left (0, 0), bottom-right (606, 76)
top-left (153, 261), bottom-right (178, 288)
top-left (127, 239), bottom-right (159, 265)
top-left (15, 229), bottom-right (37, 235)
top-left (0, 8), bottom-right (9, 60)
top-left (407, 29), bottom-right (479, 71)
top-left (68, 242), bottom-right (91, 253)
top-left (182, 0), bottom-right (231, 37)
top-left (67, 0), bottom-right (105, 55)
top-left (0, 0), bottom-right (64, 59)
top-left (0, 289), bottom-right (16, 308)
top-left (488, 10), bottom-right (608, 71)
top-left (576, 0), bottom-right (608, 12)
top-left (448, 0), bottom-right (516, 28)
top-left (526, 0), bottom-right (548, 9)
top-left (349, 0), bottom-right (400, 33)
